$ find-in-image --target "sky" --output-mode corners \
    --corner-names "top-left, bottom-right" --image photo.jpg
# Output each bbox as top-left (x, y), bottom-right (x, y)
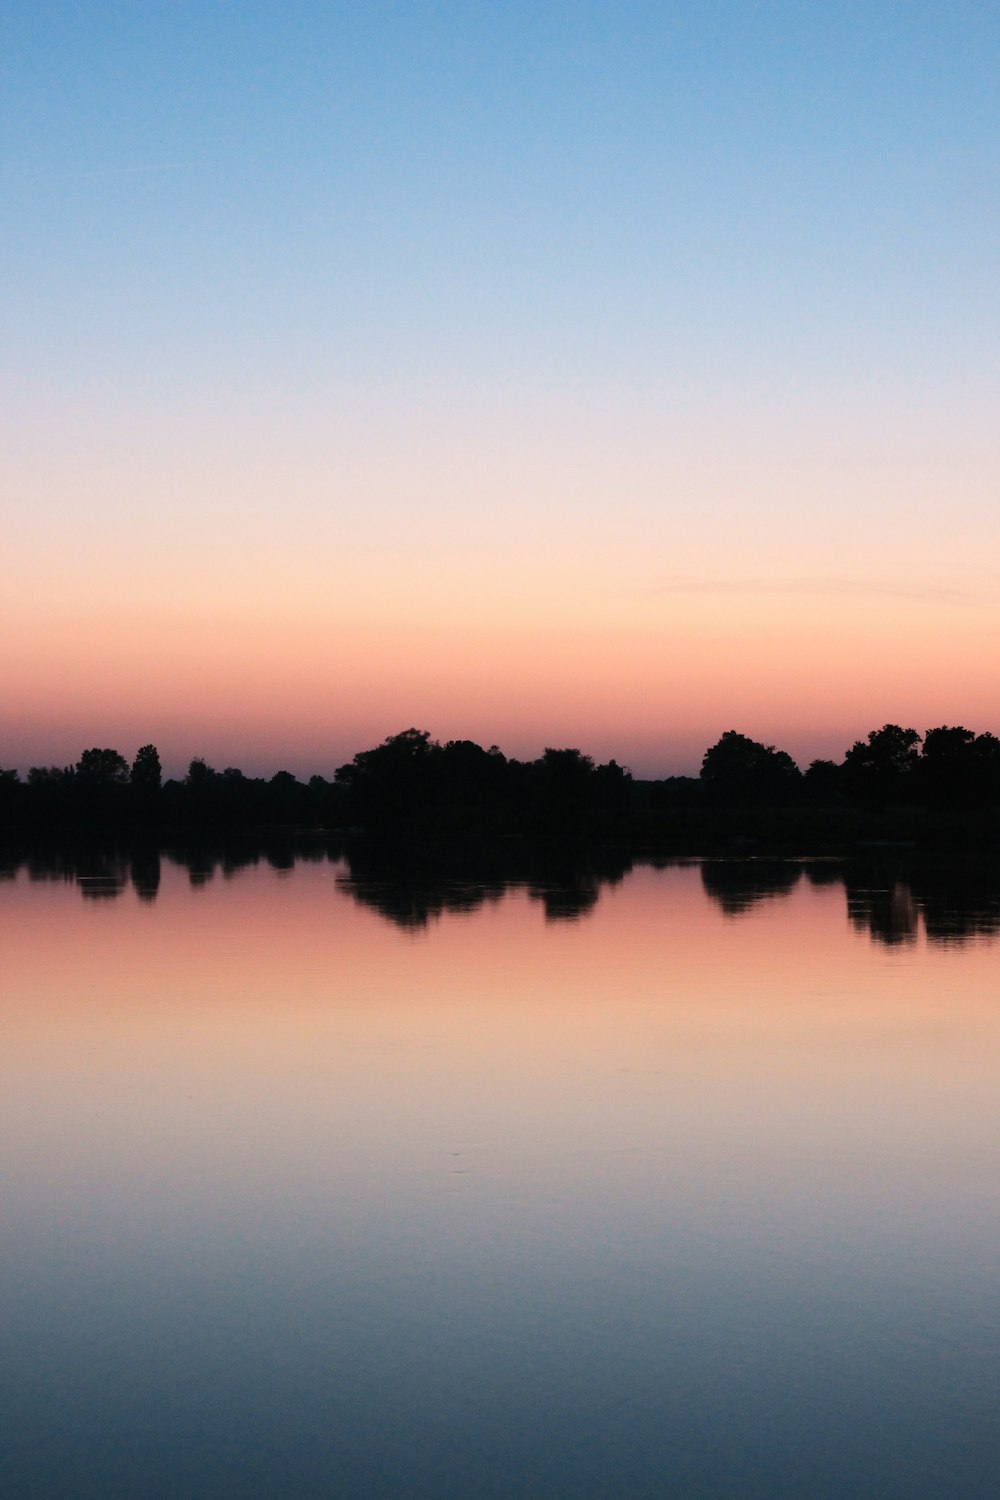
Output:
top-left (2, 1), bottom-right (998, 778)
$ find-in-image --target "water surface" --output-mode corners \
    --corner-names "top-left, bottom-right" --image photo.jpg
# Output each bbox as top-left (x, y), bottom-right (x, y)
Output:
top-left (2, 853), bottom-right (998, 1497)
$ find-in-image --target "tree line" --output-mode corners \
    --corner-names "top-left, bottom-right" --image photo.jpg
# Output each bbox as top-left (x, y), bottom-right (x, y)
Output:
top-left (698, 723), bottom-right (1000, 810)
top-left (2, 722), bottom-right (999, 841)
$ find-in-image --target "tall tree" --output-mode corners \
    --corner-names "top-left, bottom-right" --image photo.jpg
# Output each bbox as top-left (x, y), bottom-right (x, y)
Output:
top-left (842, 725), bottom-right (921, 806)
top-left (76, 748), bottom-right (130, 785)
top-left (700, 731), bottom-right (801, 806)
top-left (131, 743), bottom-right (162, 792)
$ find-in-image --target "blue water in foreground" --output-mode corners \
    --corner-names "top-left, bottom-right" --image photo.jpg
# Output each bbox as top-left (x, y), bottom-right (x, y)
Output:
top-left (2, 855), bottom-right (998, 1497)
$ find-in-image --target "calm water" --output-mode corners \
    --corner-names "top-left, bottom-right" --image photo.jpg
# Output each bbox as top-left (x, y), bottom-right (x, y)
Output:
top-left (2, 852), bottom-right (999, 1498)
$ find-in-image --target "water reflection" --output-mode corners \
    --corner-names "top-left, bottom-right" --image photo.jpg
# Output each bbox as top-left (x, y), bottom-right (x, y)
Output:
top-left (700, 858), bottom-right (803, 914)
top-left (338, 841), bottom-right (634, 927)
top-left (7, 838), bottom-right (337, 896)
top-left (129, 850), bottom-right (161, 902)
top-left (847, 876), bottom-right (920, 947)
top-left (4, 841), bottom-right (1000, 947)
top-left (3, 851), bottom-right (1000, 1499)
top-left (846, 865), bottom-right (1000, 948)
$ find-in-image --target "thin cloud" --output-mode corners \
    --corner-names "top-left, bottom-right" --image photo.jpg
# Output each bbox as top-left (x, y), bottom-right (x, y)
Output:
top-left (8, 161), bottom-right (200, 183)
top-left (650, 577), bottom-right (971, 605)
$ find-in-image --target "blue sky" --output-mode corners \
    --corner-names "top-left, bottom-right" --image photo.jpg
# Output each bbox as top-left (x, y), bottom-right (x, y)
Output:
top-left (6, 1), bottom-right (996, 393)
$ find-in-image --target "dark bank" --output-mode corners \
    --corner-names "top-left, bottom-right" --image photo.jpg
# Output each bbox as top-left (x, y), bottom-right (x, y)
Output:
top-left (3, 722), bottom-right (1000, 855)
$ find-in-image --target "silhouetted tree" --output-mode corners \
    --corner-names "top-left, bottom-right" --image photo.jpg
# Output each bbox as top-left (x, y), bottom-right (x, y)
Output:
top-left (21, 764), bottom-right (74, 829)
top-left (76, 748), bottom-right (130, 785)
top-left (436, 739), bottom-right (509, 804)
top-left (700, 731), bottom-right (801, 806)
top-left (592, 758), bottom-right (633, 812)
top-left (843, 725), bottom-right (921, 806)
top-left (646, 775), bottom-right (701, 809)
top-left (917, 725), bottom-right (973, 808)
top-left (0, 768), bottom-right (19, 834)
top-left (27, 765), bottom-right (73, 785)
top-left (917, 725), bottom-right (1000, 810)
top-left (268, 769), bottom-right (310, 823)
top-left (69, 748), bottom-right (130, 826)
top-left (335, 728), bottom-right (438, 825)
top-left (803, 758), bottom-right (844, 803)
top-left (972, 732), bottom-right (1000, 805)
top-left (526, 748), bottom-right (596, 831)
top-left (131, 743), bottom-right (162, 791)
top-left (8, 718), bottom-right (1000, 845)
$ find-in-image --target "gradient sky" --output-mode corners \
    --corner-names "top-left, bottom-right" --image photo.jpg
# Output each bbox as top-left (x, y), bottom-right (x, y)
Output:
top-left (3, 2), bottom-right (998, 777)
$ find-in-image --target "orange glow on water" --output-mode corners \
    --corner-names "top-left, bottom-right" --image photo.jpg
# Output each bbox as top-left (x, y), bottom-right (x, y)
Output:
top-left (4, 861), bottom-right (998, 1205)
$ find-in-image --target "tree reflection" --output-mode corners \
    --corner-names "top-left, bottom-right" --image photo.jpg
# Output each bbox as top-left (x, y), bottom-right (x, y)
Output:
top-left (909, 869), bottom-right (1000, 946)
top-left (129, 850), bottom-right (161, 902)
top-left (23, 847), bottom-right (129, 898)
top-left (77, 854), bottom-right (129, 900)
top-left (526, 872), bottom-right (601, 922)
top-left (339, 871), bottom-right (506, 930)
top-left (700, 860), bottom-right (803, 916)
top-left (336, 842), bottom-right (634, 930)
top-left (802, 860), bottom-right (843, 887)
top-left (0, 837), bottom-right (343, 903)
top-left (846, 877), bottom-right (919, 946)
top-left (844, 863), bottom-right (1000, 948)
top-left (3, 843), bottom-right (1000, 948)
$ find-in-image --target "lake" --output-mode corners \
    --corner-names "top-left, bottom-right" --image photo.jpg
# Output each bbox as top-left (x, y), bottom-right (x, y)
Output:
top-left (2, 849), bottom-right (998, 1498)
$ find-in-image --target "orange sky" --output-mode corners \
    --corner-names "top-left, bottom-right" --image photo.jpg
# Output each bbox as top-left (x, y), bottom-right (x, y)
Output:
top-left (4, 521), bottom-right (998, 776)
